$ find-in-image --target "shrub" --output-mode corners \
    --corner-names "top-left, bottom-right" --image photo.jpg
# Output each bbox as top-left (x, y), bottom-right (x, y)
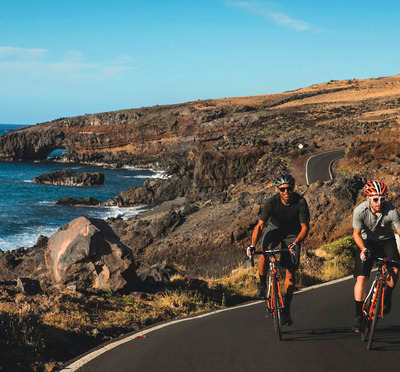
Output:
top-left (317, 236), bottom-right (357, 280)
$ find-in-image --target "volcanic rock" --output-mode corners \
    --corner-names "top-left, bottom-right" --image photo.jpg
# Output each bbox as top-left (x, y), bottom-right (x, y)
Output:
top-left (33, 170), bottom-right (105, 186)
top-left (56, 196), bottom-right (104, 206)
top-left (16, 277), bottom-right (42, 295)
top-left (45, 216), bottom-right (140, 292)
top-left (137, 263), bottom-right (179, 289)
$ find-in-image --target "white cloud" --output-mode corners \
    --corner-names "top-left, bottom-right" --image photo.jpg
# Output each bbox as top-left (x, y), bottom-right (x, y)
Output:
top-left (0, 47), bottom-right (136, 86)
top-left (0, 46), bottom-right (48, 59)
top-left (269, 12), bottom-right (309, 31)
top-left (226, 1), bottom-right (318, 32)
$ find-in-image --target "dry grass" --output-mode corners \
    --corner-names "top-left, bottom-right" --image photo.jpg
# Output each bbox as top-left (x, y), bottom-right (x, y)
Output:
top-left (207, 266), bottom-right (259, 298)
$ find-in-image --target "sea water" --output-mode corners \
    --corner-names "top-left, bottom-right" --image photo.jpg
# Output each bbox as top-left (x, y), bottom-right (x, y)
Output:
top-left (0, 124), bottom-right (161, 251)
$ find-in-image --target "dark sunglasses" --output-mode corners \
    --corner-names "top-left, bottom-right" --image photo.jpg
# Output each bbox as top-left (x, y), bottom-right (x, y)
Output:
top-left (370, 196), bottom-right (386, 203)
top-left (278, 187), bottom-right (293, 193)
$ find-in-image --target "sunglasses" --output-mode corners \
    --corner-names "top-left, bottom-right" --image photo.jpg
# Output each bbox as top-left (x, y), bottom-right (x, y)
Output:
top-left (369, 196), bottom-right (386, 203)
top-left (278, 187), bottom-right (293, 193)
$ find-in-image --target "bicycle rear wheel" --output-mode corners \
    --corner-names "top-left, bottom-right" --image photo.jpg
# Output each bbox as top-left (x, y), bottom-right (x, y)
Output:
top-left (272, 275), bottom-right (283, 341)
top-left (367, 281), bottom-right (383, 350)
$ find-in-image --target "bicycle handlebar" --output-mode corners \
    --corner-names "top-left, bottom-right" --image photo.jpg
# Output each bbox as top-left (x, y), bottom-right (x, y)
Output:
top-left (376, 257), bottom-right (400, 265)
top-left (361, 256), bottom-right (400, 270)
top-left (249, 249), bottom-right (290, 267)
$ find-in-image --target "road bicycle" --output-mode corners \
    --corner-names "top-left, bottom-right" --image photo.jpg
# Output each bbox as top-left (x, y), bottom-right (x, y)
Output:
top-left (249, 248), bottom-right (290, 341)
top-left (360, 257), bottom-right (399, 350)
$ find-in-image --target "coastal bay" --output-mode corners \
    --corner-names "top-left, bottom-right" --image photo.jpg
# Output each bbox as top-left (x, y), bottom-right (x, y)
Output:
top-left (0, 124), bottom-right (158, 251)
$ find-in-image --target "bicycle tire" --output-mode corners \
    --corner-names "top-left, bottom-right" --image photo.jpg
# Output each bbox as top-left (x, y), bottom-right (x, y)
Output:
top-left (272, 275), bottom-right (282, 341)
top-left (361, 313), bottom-right (370, 342)
top-left (361, 294), bottom-right (371, 342)
top-left (367, 281), bottom-right (383, 350)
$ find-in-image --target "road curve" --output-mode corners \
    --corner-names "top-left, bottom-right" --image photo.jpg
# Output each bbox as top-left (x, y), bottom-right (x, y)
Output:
top-left (61, 276), bottom-right (400, 372)
top-left (306, 149), bottom-right (346, 185)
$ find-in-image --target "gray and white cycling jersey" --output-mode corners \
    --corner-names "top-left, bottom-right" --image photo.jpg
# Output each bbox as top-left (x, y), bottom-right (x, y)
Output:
top-left (353, 200), bottom-right (400, 241)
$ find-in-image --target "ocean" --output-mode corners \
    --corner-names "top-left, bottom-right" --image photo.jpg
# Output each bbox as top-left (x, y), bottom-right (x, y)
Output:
top-left (0, 124), bottom-right (160, 251)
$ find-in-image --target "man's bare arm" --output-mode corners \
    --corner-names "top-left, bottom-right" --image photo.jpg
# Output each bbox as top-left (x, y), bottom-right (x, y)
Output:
top-left (251, 220), bottom-right (266, 247)
top-left (294, 222), bottom-right (309, 245)
top-left (353, 228), bottom-right (367, 250)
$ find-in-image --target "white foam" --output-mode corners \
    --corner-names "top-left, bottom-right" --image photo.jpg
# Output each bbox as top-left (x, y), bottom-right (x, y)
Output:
top-left (98, 205), bottom-right (147, 219)
top-left (0, 226), bottom-right (58, 251)
top-left (37, 200), bottom-right (53, 206)
top-left (135, 172), bottom-right (170, 180)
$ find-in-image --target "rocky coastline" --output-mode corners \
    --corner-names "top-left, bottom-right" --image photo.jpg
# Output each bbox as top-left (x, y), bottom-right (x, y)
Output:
top-left (1, 75), bottom-right (400, 370)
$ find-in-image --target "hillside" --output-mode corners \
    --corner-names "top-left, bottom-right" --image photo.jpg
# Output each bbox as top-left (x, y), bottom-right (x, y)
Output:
top-left (1, 75), bottom-right (400, 275)
top-left (1, 75), bottom-right (399, 168)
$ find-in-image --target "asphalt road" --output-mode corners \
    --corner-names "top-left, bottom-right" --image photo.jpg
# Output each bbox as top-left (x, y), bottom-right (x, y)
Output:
top-left (306, 149), bottom-right (346, 185)
top-left (62, 277), bottom-right (400, 372)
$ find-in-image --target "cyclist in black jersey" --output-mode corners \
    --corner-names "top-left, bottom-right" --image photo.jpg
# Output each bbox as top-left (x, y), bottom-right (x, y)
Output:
top-left (247, 173), bottom-right (310, 326)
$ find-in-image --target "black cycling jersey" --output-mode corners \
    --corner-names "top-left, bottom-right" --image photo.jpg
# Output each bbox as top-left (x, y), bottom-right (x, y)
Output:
top-left (260, 193), bottom-right (310, 236)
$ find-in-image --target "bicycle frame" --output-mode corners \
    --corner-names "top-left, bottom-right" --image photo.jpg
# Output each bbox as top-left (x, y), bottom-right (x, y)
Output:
top-left (361, 257), bottom-right (399, 350)
top-left (266, 256), bottom-right (284, 315)
top-left (250, 248), bottom-right (289, 340)
top-left (363, 264), bottom-right (387, 321)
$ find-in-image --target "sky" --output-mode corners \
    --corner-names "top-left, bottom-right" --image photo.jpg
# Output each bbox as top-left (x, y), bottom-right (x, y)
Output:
top-left (0, 0), bottom-right (399, 124)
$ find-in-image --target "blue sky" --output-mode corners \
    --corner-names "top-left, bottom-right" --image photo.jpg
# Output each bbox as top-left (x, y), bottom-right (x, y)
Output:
top-left (1, 0), bottom-right (399, 124)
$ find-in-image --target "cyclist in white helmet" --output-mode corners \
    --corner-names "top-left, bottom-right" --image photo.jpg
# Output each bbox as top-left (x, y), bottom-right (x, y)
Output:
top-left (352, 180), bottom-right (400, 332)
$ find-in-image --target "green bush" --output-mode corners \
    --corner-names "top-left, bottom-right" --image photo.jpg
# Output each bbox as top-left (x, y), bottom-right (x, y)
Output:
top-left (321, 235), bottom-right (357, 258)
top-left (319, 236), bottom-right (358, 280)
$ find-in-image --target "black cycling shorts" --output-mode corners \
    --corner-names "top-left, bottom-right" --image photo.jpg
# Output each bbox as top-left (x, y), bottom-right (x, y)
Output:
top-left (353, 238), bottom-right (400, 278)
top-left (261, 224), bottom-right (300, 270)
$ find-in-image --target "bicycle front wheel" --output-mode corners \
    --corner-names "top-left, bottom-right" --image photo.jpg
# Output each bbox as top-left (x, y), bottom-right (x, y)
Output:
top-left (272, 275), bottom-right (283, 341)
top-left (361, 294), bottom-right (371, 342)
top-left (367, 281), bottom-right (383, 350)
top-left (361, 312), bottom-right (370, 342)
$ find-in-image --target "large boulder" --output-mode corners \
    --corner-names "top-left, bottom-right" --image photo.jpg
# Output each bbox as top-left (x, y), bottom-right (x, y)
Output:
top-left (45, 216), bottom-right (140, 292)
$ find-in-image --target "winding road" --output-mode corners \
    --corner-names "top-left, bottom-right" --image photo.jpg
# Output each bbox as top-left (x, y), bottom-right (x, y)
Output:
top-left (306, 149), bottom-right (346, 185)
top-left (62, 276), bottom-right (400, 372)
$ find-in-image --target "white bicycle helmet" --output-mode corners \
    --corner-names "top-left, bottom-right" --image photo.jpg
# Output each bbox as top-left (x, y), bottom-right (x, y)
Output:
top-left (274, 173), bottom-right (295, 187)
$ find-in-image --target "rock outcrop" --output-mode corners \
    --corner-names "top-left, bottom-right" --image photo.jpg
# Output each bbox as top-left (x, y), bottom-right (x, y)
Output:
top-left (45, 216), bottom-right (140, 292)
top-left (0, 235), bottom-right (49, 282)
top-left (113, 148), bottom-right (264, 205)
top-left (33, 170), bottom-right (105, 186)
top-left (56, 196), bottom-right (104, 206)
